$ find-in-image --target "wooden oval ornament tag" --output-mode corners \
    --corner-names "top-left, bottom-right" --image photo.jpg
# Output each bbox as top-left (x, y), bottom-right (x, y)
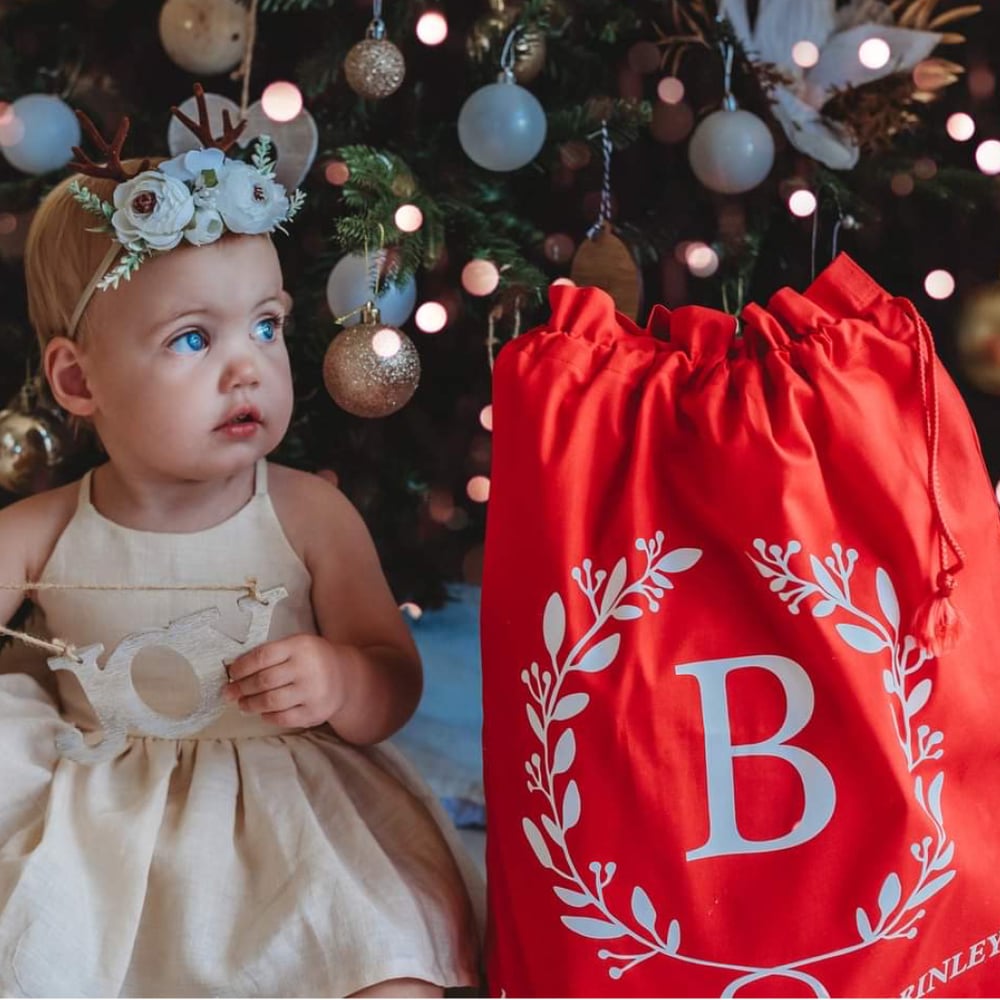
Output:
top-left (569, 220), bottom-right (642, 320)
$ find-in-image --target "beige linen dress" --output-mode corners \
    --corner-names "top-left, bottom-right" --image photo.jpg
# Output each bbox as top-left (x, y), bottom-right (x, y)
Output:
top-left (0, 458), bottom-right (483, 998)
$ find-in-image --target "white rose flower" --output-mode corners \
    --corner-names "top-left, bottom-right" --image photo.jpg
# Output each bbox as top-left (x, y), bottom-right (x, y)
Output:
top-left (184, 208), bottom-right (225, 246)
top-left (111, 171), bottom-right (195, 251)
top-left (215, 161), bottom-right (290, 235)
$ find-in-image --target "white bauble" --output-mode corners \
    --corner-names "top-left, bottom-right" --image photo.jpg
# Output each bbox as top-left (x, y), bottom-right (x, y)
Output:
top-left (326, 252), bottom-right (417, 328)
top-left (688, 108), bottom-right (775, 194)
top-left (458, 79), bottom-right (547, 172)
top-left (158, 0), bottom-right (247, 75)
top-left (0, 94), bottom-right (80, 175)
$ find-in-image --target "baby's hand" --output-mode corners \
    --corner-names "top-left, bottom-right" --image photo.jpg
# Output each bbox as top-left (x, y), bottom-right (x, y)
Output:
top-left (222, 634), bottom-right (345, 728)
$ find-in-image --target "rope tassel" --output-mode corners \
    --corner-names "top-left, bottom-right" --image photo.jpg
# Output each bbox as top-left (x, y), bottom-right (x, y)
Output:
top-left (912, 570), bottom-right (965, 657)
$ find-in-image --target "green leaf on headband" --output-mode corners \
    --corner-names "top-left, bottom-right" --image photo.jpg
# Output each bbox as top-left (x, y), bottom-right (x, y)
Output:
top-left (96, 248), bottom-right (147, 291)
top-left (251, 136), bottom-right (276, 178)
top-left (69, 180), bottom-right (114, 222)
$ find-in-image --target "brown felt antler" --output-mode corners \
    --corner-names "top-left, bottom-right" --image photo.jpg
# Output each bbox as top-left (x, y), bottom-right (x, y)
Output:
top-left (170, 83), bottom-right (247, 153)
top-left (68, 112), bottom-right (151, 181)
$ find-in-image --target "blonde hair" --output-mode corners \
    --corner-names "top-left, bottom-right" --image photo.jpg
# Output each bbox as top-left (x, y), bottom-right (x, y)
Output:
top-left (24, 157), bottom-right (161, 352)
top-left (24, 158), bottom-right (159, 438)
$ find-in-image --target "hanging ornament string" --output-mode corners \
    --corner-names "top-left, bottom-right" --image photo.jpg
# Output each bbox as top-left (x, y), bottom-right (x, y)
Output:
top-left (363, 222), bottom-right (389, 306)
top-left (370, 0), bottom-right (384, 37)
top-left (486, 298), bottom-right (523, 371)
top-left (810, 194), bottom-right (861, 281)
top-left (718, 25), bottom-right (737, 112)
top-left (499, 24), bottom-right (524, 83)
top-left (333, 303), bottom-right (373, 326)
top-left (233, 0), bottom-right (260, 117)
top-left (0, 576), bottom-right (272, 662)
top-left (586, 121), bottom-right (614, 240)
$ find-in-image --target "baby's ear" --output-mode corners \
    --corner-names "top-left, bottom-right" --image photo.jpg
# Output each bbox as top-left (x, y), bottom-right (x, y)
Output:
top-left (43, 337), bottom-right (96, 418)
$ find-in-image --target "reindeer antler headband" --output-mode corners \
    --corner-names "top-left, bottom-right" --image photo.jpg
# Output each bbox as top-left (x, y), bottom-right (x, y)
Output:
top-left (65, 84), bottom-right (305, 338)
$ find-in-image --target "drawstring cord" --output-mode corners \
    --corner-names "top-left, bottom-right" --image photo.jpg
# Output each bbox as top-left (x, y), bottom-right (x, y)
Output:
top-left (903, 298), bottom-right (966, 655)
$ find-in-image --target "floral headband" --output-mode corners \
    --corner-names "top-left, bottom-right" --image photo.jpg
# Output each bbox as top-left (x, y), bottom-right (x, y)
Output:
top-left (64, 84), bottom-right (305, 338)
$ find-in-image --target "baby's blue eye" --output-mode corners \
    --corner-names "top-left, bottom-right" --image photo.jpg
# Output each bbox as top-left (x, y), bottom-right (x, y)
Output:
top-left (169, 330), bottom-right (207, 354)
top-left (253, 317), bottom-right (281, 343)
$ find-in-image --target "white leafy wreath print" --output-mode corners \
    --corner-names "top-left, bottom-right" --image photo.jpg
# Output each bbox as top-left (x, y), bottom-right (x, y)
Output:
top-left (521, 534), bottom-right (955, 997)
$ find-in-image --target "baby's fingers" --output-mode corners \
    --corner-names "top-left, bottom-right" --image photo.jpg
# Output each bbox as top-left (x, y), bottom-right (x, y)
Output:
top-left (224, 662), bottom-right (296, 701)
top-left (237, 684), bottom-right (301, 716)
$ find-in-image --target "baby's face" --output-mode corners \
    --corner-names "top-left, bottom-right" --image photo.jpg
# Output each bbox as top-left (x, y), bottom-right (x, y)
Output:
top-left (80, 234), bottom-right (294, 482)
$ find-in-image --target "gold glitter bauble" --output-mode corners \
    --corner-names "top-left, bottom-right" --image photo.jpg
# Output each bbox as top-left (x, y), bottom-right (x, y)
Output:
top-left (323, 306), bottom-right (421, 418)
top-left (344, 38), bottom-right (406, 100)
top-left (466, 2), bottom-right (547, 85)
top-left (0, 402), bottom-right (71, 495)
top-left (957, 283), bottom-right (1000, 394)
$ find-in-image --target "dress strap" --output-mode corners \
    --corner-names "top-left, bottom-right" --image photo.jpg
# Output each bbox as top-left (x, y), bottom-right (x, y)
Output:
top-left (254, 458), bottom-right (268, 496)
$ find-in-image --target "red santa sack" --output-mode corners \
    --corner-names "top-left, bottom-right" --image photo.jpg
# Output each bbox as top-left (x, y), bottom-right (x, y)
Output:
top-left (481, 253), bottom-right (1000, 998)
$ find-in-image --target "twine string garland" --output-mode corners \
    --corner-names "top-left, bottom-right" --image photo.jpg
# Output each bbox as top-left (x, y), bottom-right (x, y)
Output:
top-left (0, 577), bottom-right (269, 663)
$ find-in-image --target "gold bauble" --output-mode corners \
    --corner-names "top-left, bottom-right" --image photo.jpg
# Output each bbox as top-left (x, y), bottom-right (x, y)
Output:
top-left (0, 403), bottom-right (71, 495)
top-left (323, 304), bottom-right (421, 418)
top-left (957, 282), bottom-right (1000, 394)
top-left (344, 37), bottom-right (406, 100)
top-left (158, 0), bottom-right (247, 75)
top-left (467, 1), bottom-right (547, 85)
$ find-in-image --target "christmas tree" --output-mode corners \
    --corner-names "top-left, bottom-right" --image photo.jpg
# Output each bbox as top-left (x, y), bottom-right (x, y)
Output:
top-left (1, 0), bottom-right (998, 615)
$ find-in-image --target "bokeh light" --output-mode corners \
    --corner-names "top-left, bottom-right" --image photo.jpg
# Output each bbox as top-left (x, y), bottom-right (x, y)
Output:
top-left (656, 76), bottom-right (685, 104)
top-left (261, 81), bottom-right (303, 122)
top-left (462, 259), bottom-right (500, 296)
top-left (976, 139), bottom-right (1000, 174)
top-left (792, 41), bottom-right (820, 68)
top-left (946, 113), bottom-right (975, 142)
top-left (891, 172), bottom-right (915, 196)
top-left (394, 204), bottom-right (424, 232)
top-left (924, 269), bottom-right (955, 300)
top-left (788, 189), bottom-right (817, 217)
top-left (324, 160), bottom-right (350, 185)
top-left (466, 475), bottom-right (490, 503)
top-left (858, 38), bottom-right (891, 70)
top-left (415, 301), bottom-right (448, 333)
top-left (371, 327), bottom-right (403, 358)
top-left (685, 242), bottom-right (719, 278)
top-left (480, 404), bottom-right (493, 431)
top-left (416, 11), bottom-right (448, 46)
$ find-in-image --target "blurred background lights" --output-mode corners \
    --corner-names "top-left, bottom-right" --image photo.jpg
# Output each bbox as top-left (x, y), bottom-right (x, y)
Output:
top-left (976, 139), bottom-right (1000, 174)
top-left (858, 38), bottom-right (891, 70)
top-left (792, 41), bottom-right (820, 68)
top-left (656, 76), bottom-right (685, 104)
top-left (371, 327), bottom-right (403, 358)
top-left (416, 11), bottom-right (448, 46)
top-left (415, 301), bottom-right (448, 333)
top-left (394, 204), bottom-right (424, 232)
top-left (461, 259), bottom-right (500, 296)
top-left (324, 160), bottom-right (350, 185)
top-left (261, 81), bottom-right (303, 122)
top-left (685, 242), bottom-right (719, 278)
top-left (924, 269), bottom-right (955, 300)
top-left (946, 112), bottom-right (975, 142)
top-left (788, 189), bottom-right (817, 217)
top-left (479, 404), bottom-right (493, 431)
top-left (466, 475), bottom-right (490, 503)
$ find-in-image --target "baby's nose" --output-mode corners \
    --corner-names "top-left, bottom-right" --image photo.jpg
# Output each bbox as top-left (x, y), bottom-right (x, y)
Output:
top-left (222, 355), bottom-right (260, 390)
